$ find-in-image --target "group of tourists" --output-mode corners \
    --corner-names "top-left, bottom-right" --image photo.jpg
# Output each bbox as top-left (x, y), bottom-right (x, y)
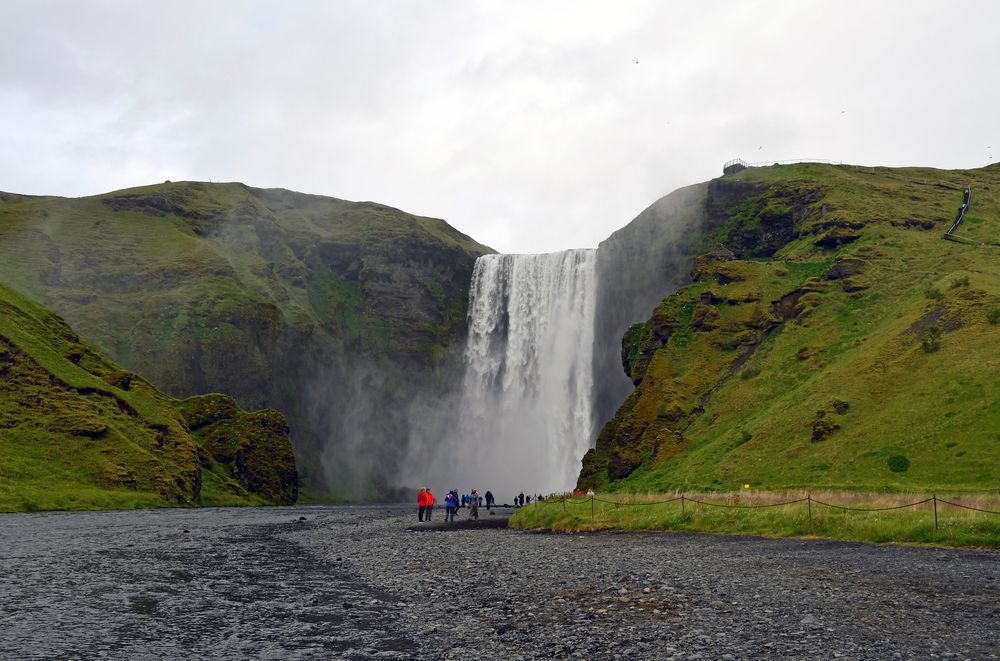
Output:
top-left (513, 493), bottom-right (546, 507)
top-left (416, 487), bottom-right (497, 523)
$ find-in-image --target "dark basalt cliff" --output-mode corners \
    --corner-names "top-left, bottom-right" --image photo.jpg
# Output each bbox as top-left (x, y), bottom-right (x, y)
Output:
top-left (591, 183), bottom-right (711, 430)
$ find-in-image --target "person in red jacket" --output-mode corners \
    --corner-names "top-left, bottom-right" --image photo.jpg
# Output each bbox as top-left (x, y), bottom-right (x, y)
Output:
top-left (417, 488), bottom-right (427, 522)
top-left (424, 488), bottom-right (434, 521)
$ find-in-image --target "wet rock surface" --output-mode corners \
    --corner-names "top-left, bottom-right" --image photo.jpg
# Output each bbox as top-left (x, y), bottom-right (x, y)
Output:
top-left (3, 506), bottom-right (999, 660)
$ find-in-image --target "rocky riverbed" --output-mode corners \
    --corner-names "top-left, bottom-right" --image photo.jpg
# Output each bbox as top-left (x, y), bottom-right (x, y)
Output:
top-left (1, 505), bottom-right (997, 659)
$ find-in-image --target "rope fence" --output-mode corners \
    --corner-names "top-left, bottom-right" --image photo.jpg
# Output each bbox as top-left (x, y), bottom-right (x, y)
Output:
top-left (551, 493), bottom-right (1000, 532)
top-left (937, 498), bottom-right (1000, 516)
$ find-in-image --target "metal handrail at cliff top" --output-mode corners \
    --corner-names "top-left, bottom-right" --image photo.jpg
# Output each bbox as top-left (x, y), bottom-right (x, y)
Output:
top-left (749, 158), bottom-right (840, 166)
top-left (727, 157), bottom-right (841, 168)
top-left (722, 158), bottom-right (748, 175)
top-left (723, 157), bottom-right (844, 175)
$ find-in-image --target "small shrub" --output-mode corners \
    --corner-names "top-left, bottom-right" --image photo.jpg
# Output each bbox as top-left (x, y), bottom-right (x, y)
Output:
top-left (736, 430), bottom-right (753, 445)
top-left (65, 345), bottom-right (85, 364)
top-left (739, 366), bottom-right (761, 380)
top-left (988, 307), bottom-right (1000, 325)
top-left (656, 401), bottom-right (684, 421)
top-left (887, 455), bottom-right (910, 473)
top-left (811, 411), bottom-right (840, 441)
top-left (950, 275), bottom-right (970, 289)
top-left (921, 325), bottom-right (942, 353)
top-left (924, 285), bottom-right (943, 300)
top-left (104, 370), bottom-right (134, 391)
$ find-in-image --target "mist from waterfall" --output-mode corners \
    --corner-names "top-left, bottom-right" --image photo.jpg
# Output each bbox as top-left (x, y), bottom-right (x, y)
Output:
top-left (401, 186), bottom-right (709, 500)
top-left (428, 250), bottom-right (597, 497)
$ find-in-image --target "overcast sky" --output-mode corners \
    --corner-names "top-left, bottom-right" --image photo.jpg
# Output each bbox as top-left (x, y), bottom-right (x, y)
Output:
top-left (2, 1), bottom-right (998, 253)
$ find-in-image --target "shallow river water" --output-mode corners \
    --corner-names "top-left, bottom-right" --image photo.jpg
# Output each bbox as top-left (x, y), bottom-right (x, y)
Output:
top-left (1, 505), bottom-right (997, 660)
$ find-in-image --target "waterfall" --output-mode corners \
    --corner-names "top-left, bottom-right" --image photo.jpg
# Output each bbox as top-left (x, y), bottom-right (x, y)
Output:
top-left (400, 187), bottom-right (708, 499)
top-left (440, 250), bottom-right (597, 497)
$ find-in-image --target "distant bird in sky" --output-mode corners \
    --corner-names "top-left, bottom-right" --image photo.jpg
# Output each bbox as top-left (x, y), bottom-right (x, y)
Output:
top-left (758, 145), bottom-right (763, 150)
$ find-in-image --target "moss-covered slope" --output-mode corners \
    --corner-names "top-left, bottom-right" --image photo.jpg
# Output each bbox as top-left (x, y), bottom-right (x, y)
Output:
top-left (581, 162), bottom-right (1000, 492)
top-left (0, 182), bottom-right (492, 496)
top-left (0, 282), bottom-right (297, 511)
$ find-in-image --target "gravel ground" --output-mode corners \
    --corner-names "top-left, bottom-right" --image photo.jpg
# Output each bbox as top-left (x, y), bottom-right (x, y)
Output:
top-left (2, 505), bottom-right (998, 660)
top-left (304, 507), bottom-right (1000, 661)
top-left (0, 507), bottom-right (416, 660)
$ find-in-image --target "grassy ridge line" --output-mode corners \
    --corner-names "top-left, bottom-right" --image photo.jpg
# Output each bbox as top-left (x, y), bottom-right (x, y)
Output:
top-left (0, 291), bottom-right (201, 511)
top-left (0, 283), bottom-right (202, 511)
top-left (0, 282), bottom-right (295, 512)
top-left (509, 491), bottom-right (1000, 547)
top-left (0, 283), bottom-right (173, 425)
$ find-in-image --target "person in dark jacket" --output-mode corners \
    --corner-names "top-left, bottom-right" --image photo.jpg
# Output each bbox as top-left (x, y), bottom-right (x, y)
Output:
top-left (484, 490), bottom-right (494, 511)
top-left (445, 491), bottom-right (458, 522)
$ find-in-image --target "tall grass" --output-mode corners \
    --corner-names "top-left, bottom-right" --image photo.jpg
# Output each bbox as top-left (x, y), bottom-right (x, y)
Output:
top-left (510, 491), bottom-right (1000, 548)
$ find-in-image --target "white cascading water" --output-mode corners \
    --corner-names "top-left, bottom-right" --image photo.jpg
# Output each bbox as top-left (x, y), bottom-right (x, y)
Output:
top-left (444, 249), bottom-right (598, 497)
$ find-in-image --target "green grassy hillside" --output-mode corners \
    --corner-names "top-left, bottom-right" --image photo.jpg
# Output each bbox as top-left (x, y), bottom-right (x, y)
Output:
top-left (0, 182), bottom-right (492, 495)
top-left (0, 282), bottom-right (297, 512)
top-left (580, 162), bottom-right (1000, 493)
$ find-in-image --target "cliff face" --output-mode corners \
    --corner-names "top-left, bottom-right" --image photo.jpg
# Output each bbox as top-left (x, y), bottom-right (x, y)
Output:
top-left (0, 283), bottom-right (297, 511)
top-left (591, 183), bottom-right (713, 430)
top-left (0, 182), bottom-right (492, 497)
top-left (581, 163), bottom-right (1000, 492)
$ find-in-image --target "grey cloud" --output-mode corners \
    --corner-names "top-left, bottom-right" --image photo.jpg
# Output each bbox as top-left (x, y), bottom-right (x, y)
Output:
top-left (1, 0), bottom-right (998, 252)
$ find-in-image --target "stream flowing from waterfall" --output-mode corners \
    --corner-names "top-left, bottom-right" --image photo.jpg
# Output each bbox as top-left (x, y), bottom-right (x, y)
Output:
top-left (432, 250), bottom-right (598, 497)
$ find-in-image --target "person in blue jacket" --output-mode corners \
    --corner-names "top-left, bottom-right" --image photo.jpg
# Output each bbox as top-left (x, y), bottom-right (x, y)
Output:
top-left (445, 490), bottom-right (458, 522)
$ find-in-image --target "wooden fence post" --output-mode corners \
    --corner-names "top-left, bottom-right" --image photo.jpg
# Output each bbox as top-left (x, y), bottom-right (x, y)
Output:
top-left (591, 495), bottom-right (595, 521)
top-left (933, 494), bottom-right (939, 531)
top-left (681, 494), bottom-right (686, 516)
top-left (808, 494), bottom-right (813, 532)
